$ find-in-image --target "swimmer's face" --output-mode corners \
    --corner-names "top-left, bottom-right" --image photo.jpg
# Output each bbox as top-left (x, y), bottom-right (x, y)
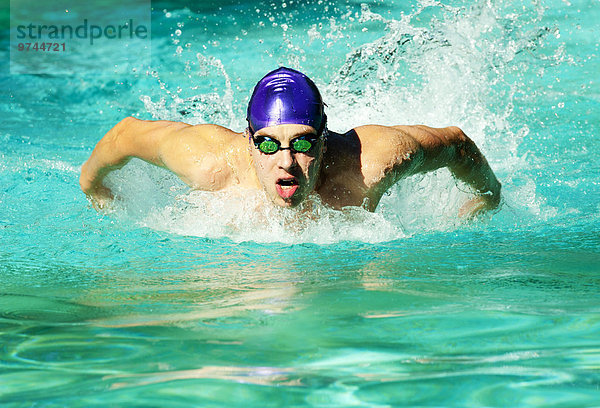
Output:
top-left (249, 124), bottom-right (325, 208)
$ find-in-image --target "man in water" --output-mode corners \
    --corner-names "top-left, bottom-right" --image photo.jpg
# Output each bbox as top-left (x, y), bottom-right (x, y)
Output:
top-left (80, 67), bottom-right (501, 217)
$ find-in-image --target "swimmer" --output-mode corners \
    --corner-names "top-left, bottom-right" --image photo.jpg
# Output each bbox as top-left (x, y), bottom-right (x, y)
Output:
top-left (80, 67), bottom-right (501, 217)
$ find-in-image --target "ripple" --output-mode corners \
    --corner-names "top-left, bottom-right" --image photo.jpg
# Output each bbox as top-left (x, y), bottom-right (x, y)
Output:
top-left (12, 335), bottom-right (145, 368)
top-left (0, 293), bottom-right (96, 324)
top-left (0, 370), bottom-right (93, 404)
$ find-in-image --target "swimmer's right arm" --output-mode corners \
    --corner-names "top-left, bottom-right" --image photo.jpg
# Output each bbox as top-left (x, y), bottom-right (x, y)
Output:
top-left (80, 117), bottom-right (185, 208)
top-left (79, 117), bottom-right (228, 208)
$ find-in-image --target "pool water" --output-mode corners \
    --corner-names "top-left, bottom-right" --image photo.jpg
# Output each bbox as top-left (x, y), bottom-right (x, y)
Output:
top-left (1, 0), bottom-right (599, 406)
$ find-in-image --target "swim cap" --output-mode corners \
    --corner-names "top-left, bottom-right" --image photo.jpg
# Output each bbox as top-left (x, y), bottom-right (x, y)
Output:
top-left (247, 67), bottom-right (326, 135)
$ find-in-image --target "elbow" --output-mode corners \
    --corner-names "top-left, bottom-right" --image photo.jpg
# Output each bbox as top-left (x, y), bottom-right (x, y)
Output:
top-left (112, 116), bottom-right (138, 138)
top-left (120, 116), bottom-right (138, 126)
top-left (104, 116), bottom-right (137, 157)
top-left (113, 117), bottom-right (137, 140)
top-left (447, 126), bottom-right (479, 164)
top-left (446, 126), bottom-right (471, 146)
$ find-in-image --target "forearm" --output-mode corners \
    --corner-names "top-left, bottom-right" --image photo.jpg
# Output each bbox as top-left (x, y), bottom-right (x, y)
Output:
top-left (79, 118), bottom-right (134, 195)
top-left (79, 152), bottom-right (130, 195)
top-left (449, 136), bottom-right (501, 207)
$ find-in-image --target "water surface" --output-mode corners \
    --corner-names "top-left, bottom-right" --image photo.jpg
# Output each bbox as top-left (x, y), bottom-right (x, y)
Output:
top-left (1, 0), bottom-right (599, 406)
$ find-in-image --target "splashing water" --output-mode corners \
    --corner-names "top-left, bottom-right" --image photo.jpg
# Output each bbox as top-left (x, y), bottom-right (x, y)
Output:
top-left (98, 0), bottom-right (570, 243)
top-left (2, 1), bottom-right (599, 406)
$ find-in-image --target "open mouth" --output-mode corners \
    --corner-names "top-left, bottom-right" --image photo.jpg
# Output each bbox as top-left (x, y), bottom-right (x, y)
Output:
top-left (276, 178), bottom-right (299, 199)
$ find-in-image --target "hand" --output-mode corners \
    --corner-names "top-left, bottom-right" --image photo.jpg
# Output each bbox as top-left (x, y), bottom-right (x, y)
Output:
top-left (85, 183), bottom-right (114, 211)
top-left (458, 193), bottom-right (500, 219)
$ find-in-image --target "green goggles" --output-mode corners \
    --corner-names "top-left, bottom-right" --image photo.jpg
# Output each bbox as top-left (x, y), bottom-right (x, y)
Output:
top-left (252, 135), bottom-right (320, 155)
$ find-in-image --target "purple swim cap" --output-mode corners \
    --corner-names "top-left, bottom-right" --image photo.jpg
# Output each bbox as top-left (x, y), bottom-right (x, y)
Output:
top-left (247, 67), bottom-right (326, 135)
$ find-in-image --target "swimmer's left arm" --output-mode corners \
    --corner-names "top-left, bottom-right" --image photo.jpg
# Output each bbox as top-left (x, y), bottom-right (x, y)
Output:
top-left (357, 124), bottom-right (501, 216)
top-left (446, 128), bottom-right (501, 218)
top-left (403, 125), bottom-right (502, 217)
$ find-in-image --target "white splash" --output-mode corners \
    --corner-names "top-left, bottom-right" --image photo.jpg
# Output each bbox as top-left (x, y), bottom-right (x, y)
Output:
top-left (106, 1), bottom-right (566, 242)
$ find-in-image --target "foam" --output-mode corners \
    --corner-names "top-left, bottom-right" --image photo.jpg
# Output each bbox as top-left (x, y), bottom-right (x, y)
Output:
top-left (116, 1), bottom-right (567, 243)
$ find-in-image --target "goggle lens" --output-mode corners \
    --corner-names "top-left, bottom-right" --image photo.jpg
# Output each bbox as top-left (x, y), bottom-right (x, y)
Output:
top-left (291, 138), bottom-right (313, 153)
top-left (254, 135), bottom-right (318, 155)
top-left (259, 139), bottom-right (279, 154)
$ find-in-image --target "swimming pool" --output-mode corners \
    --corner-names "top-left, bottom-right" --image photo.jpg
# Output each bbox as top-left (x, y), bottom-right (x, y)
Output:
top-left (1, 0), bottom-right (599, 406)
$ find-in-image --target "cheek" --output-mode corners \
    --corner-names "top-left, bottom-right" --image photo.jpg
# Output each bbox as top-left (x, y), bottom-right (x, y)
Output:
top-left (252, 155), bottom-right (275, 181)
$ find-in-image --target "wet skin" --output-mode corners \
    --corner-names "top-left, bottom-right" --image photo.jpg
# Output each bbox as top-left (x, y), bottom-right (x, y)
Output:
top-left (80, 118), bottom-right (501, 217)
top-left (248, 124), bottom-right (325, 208)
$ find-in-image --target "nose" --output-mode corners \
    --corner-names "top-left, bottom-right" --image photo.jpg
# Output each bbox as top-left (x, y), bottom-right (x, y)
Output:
top-left (276, 148), bottom-right (296, 170)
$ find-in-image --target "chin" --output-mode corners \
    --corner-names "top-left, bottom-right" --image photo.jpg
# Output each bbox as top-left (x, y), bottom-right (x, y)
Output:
top-left (271, 194), bottom-right (304, 208)
top-left (276, 199), bottom-right (299, 208)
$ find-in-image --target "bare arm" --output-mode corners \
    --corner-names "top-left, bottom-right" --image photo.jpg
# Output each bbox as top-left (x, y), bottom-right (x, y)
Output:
top-left (401, 125), bottom-right (501, 217)
top-left (79, 117), bottom-right (235, 208)
top-left (357, 124), bottom-right (500, 216)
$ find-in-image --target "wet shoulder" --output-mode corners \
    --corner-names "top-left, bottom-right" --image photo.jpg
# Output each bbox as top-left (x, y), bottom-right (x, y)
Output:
top-left (353, 125), bottom-right (420, 151)
top-left (184, 124), bottom-right (243, 147)
top-left (351, 125), bottom-right (422, 183)
top-left (161, 124), bottom-right (247, 190)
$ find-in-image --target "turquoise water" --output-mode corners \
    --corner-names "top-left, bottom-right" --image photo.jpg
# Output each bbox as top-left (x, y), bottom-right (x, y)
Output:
top-left (1, 0), bottom-right (599, 406)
